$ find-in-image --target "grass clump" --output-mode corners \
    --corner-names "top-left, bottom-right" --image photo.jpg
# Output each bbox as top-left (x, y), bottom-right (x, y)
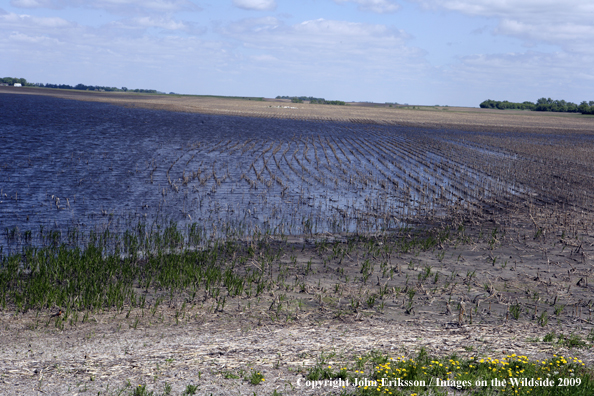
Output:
top-left (182, 384), bottom-right (198, 395)
top-left (542, 331), bottom-right (589, 349)
top-left (560, 333), bottom-right (588, 349)
top-left (132, 384), bottom-right (153, 396)
top-left (245, 369), bottom-right (265, 385)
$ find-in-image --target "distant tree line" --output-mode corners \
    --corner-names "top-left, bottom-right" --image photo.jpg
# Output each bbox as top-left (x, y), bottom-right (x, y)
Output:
top-left (0, 77), bottom-right (30, 86)
top-left (480, 98), bottom-right (594, 114)
top-left (479, 99), bottom-right (535, 110)
top-left (311, 99), bottom-right (346, 105)
top-left (1, 77), bottom-right (161, 94)
top-left (277, 95), bottom-right (324, 102)
top-left (41, 83), bottom-right (160, 94)
top-left (276, 96), bottom-right (346, 105)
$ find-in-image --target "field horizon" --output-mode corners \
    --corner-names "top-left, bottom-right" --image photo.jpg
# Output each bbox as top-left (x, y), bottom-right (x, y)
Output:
top-left (3, 86), bottom-right (593, 134)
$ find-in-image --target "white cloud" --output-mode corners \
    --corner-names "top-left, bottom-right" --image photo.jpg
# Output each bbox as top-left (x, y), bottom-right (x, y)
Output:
top-left (415, 0), bottom-right (594, 54)
top-left (133, 16), bottom-right (187, 30)
top-left (9, 31), bottom-right (63, 44)
top-left (225, 17), bottom-right (409, 38)
top-left (415, 0), bottom-right (594, 22)
top-left (0, 9), bottom-right (232, 91)
top-left (499, 19), bottom-right (594, 42)
top-left (224, 16), bottom-right (280, 34)
top-left (219, 17), bottom-right (424, 86)
top-left (0, 12), bottom-right (74, 29)
top-left (232, 0), bottom-right (277, 11)
top-left (9, 0), bottom-right (201, 14)
top-left (334, 0), bottom-right (400, 14)
top-left (0, 11), bottom-right (206, 37)
top-left (250, 54), bottom-right (277, 62)
top-left (135, 16), bottom-right (180, 29)
top-left (106, 16), bottom-right (206, 34)
top-left (452, 51), bottom-right (594, 96)
top-left (0, 10), bottom-right (212, 64)
top-left (399, 1), bottom-right (594, 105)
top-left (10, 0), bottom-right (55, 8)
top-left (292, 18), bottom-right (407, 40)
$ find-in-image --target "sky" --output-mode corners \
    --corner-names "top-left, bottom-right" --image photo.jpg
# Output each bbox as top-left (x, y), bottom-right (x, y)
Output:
top-left (1, 0), bottom-right (593, 106)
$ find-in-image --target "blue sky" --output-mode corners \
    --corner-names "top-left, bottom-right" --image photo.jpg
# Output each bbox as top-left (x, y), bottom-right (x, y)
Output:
top-left (1, 0), bottom-right (593, 106)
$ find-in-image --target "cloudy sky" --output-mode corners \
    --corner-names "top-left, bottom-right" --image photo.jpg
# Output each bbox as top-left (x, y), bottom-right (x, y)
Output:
top-left (1, 0), bottom-right (593, 106)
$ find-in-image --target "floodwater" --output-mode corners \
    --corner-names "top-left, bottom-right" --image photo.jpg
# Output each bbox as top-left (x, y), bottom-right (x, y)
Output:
top-left (0, 94), bottom-right (527, 247)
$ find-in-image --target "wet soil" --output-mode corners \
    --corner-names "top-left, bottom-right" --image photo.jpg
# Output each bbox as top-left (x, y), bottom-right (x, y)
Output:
top-left (2, 211), bottom-right (594, 395)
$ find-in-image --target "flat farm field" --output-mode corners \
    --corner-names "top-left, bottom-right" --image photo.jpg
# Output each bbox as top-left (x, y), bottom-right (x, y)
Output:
top-left (1, 87), bottom-right (594, 396)
top-left (3, 86), bottom-right (594, 134)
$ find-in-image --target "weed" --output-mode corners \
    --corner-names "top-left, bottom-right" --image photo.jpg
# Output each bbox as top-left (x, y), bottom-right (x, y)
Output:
top-left (132, 385), bottom-right (152, 396)
top-left (222, 370), bottom-right (240, 379)
top-left (538, 310), bottom-right (549, 327)
top-left (245, 370), bottom-right (265, 385)
top-left (562, 333), bottom-right (587, 349)
top-left (543, 332), bottom-right (556, 342)
top-left (509, 303), bottom-right (521, 320)
top-left (182, 384), bottom-right (198, 395)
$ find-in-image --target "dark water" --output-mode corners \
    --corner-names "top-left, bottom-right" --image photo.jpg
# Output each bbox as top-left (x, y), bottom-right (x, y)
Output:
top-left (0, 94), bottom-right (527, 248)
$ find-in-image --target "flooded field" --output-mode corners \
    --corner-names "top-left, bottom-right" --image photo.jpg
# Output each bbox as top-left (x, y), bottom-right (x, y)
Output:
top-left (3, 92), bottom-right (594, 395)
top-left (0, 93), bottom-right (540, 248)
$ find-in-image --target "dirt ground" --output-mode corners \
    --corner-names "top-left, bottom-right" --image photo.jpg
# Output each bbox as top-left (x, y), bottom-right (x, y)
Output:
top-left (1, 317), bottom-right (587, 396)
